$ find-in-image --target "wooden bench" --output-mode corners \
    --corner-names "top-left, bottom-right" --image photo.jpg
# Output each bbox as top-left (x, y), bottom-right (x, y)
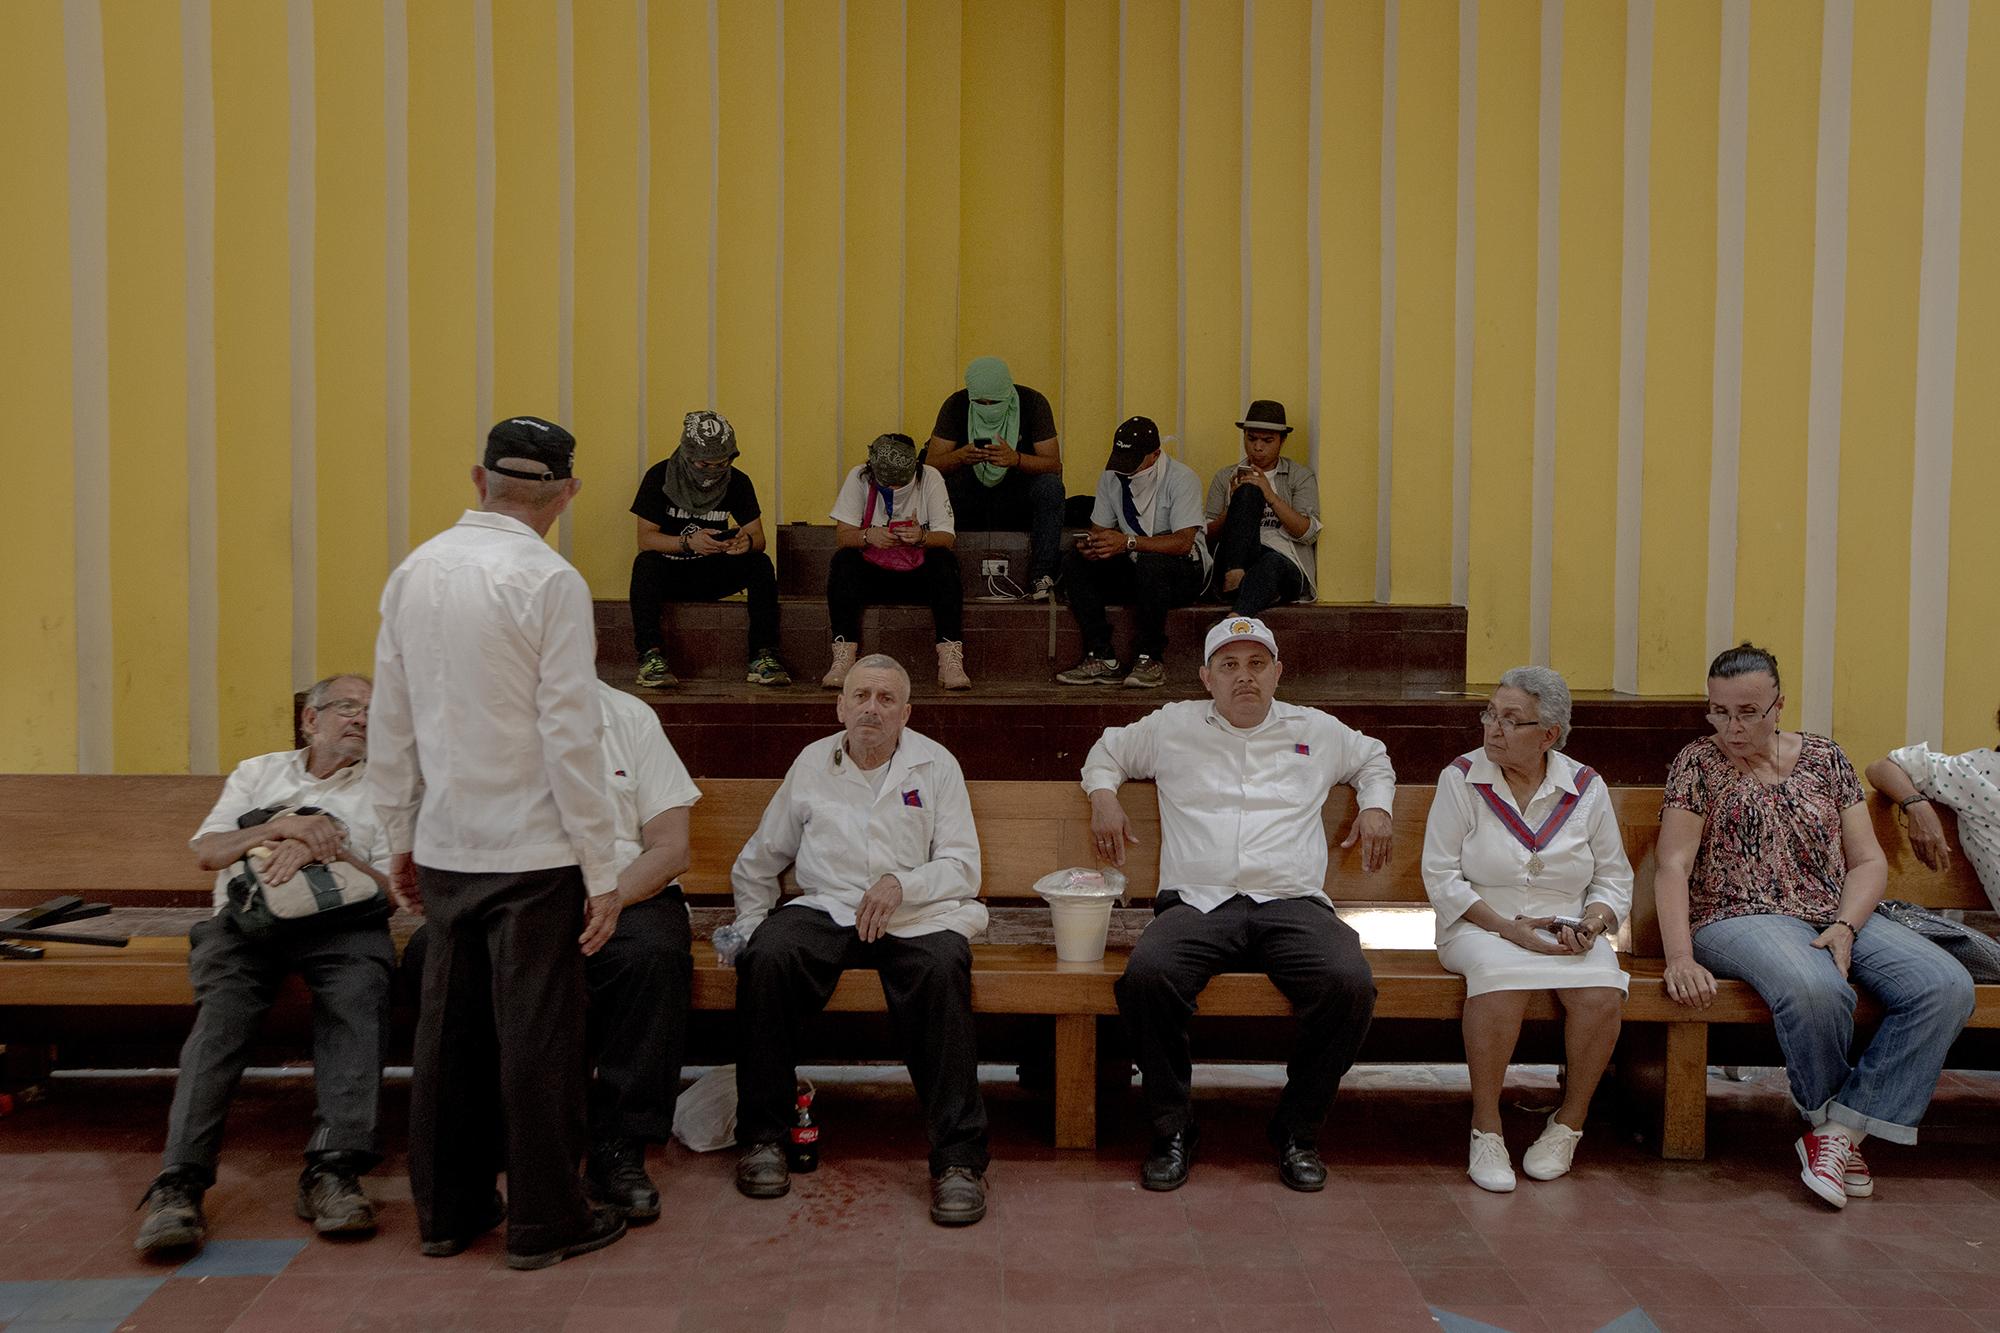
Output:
top-left (1, 773), bottom-right (1990, 1157)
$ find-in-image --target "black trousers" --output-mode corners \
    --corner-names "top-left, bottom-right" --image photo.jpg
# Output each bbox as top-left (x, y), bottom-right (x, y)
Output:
top-left (734, 906), bottom-right (989, 1175)
top-left (1214, 484), bottom-right (1307, 616)
top-left (942, 466), bottom-right (1067, 582)
top-left (409, 865), bottom-right (591, 1255)
top-left (629, 550), bottom-right (781, 658)
top-left (1061, 548), bottom-right (1206, 662)
top-left (402, 890), bottom-right (694, 1149)
top-left (1114, 894), bottom-right (1376, 1143)
top-left (163, 913), bottom-right (393, 1184)
top-left (825, 547), bottom-right (964, 643)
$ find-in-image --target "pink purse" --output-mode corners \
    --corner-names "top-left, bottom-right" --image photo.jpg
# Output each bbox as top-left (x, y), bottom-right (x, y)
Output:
top-left (861, 483), bottom-right (925, 571)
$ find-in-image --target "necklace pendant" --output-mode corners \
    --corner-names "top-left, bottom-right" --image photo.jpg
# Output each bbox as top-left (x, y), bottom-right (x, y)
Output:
top-left (1525, 852), bottom-right (1546, 877)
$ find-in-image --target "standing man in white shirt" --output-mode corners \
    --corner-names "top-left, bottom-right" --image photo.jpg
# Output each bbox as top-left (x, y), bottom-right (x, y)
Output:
top-left (729, 654), bottom-right (991, 1226)
top-left (368, 416), bottom-right (627, 1271)
top-left (1085, 616), bottom-right (1395, 1192)
top-left (136, 674), bottom-right (393, 1255)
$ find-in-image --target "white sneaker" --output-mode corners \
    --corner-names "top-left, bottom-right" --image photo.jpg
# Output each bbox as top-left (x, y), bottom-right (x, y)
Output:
top-left (1467, 1129), bottom-right (1516, 1193)
top-left (1521, 1114), bottom-right (1584, 1181)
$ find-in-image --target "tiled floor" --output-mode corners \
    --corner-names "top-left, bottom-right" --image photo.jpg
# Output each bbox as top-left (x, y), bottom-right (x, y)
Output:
top-left (3, 1062), bottom-right (1999, 1332)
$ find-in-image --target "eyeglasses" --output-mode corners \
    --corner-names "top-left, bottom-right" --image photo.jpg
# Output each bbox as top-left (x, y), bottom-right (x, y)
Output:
top-left (313, 699), bottom-right (367, 718)
top-left (1479, 709), bottom-right (1544, 734)
top-left (1706, 698), bottom-right (1780, 729)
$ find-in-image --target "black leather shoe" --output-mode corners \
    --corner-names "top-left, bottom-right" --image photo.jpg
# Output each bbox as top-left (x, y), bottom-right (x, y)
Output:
top-left (586, 1140), bottom-right (661, 1224)
top-left (735, 1142), bottom-right (792, 1199)
top-left (419, 1190), bottom-right (506, 1258)
top-left (1277, 1138), bottom-right (1327, 1192)
top-left (295, 1154), bottom-right (378, 1235)
top-left (929, 1167), bottom-right (987, 1226)
top-left (505, 1204), bottom-right (627, 1271)
top-left (134, 1169), bottom-right (207, 1253)
top-left (1141, 1125), bottom-right (1199, 1192)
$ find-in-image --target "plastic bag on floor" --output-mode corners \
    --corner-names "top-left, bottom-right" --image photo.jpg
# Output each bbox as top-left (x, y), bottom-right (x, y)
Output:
top-left (672, 1065), bottom-right (737, 1152)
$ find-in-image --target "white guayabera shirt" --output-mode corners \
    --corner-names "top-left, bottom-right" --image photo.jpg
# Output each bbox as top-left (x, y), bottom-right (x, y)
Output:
top-left (1888, 741), bottom-right (2000, 911)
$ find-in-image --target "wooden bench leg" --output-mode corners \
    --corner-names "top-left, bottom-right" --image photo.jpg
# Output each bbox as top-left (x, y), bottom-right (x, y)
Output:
top-left (1053, 1015), bottom-right (1096, 1149)
top-left (1661, 1022), bottom-right (1708, 1161)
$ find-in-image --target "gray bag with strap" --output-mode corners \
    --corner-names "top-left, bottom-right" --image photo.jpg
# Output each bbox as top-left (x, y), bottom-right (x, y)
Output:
top-left (1874, 899), bottom-right (2000, 984)
top-left (220, 804), bottom-right (392, 938)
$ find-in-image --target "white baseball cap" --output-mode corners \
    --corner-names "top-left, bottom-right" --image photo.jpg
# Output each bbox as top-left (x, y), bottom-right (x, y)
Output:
top-left (1203, 615), bottom-right (1279, 661)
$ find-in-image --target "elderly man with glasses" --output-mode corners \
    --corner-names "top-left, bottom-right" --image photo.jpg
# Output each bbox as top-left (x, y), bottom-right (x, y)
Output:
top-left (136, 674), bottom-right (396, 1255)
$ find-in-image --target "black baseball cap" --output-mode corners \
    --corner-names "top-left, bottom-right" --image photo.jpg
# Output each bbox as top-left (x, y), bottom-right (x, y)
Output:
top-left (1107, 415), bottom-right (1162, 474)
top-left (484, 416), bottom-right (576, 480)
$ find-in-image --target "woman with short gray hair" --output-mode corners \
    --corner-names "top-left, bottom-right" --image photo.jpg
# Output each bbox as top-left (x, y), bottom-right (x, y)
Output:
top-left (1421, 666), bottom-right (1632, 1192)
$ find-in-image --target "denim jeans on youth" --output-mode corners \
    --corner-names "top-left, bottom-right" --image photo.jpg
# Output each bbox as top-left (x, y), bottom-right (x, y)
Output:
top-left (1693, 912), bottom-right (1975, 1143)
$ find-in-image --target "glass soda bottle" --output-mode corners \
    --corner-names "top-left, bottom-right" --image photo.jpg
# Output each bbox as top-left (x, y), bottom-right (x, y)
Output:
top-left (786, 1080), bottom-right (819, 1173)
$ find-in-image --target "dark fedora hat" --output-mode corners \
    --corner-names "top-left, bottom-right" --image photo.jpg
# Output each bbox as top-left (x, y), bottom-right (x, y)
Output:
top-left (1234, 399), bottom-right (1292, 435)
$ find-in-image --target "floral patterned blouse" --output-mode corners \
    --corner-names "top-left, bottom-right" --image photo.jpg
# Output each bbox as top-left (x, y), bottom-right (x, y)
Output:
top-left (1663, 733), bottom-right (1865, 931)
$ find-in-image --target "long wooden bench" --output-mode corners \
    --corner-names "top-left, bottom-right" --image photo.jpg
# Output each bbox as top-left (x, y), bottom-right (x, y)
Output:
top-left (1, 773), bottom-right (1990, 1157)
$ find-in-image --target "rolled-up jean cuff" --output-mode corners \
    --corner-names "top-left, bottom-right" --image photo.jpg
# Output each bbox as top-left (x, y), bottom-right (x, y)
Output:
top-left (1827, 1101), bottom-right (1919, 1145)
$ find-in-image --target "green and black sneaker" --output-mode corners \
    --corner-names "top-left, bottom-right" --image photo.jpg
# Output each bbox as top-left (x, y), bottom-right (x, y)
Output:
top-left (746, 650), bottom-right (792, 687)
top-left (635, 649), bottom-right (677, 689)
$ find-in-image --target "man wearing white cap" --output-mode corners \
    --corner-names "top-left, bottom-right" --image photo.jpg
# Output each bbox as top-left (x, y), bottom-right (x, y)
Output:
top-left (1083, 615), bottom-right (1396, 1192)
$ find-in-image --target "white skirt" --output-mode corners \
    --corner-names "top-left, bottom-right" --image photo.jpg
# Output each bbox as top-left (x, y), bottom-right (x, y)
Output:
top-left (1437, 881), bottom-right (1631, 999)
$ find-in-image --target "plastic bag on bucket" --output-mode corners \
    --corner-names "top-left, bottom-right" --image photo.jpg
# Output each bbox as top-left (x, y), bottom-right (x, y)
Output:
top-left (1032, 867), bottom-right (1128, 963)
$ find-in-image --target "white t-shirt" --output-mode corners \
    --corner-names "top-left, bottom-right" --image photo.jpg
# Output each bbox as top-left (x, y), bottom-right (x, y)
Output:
top-left (596, 682), bottom-right (702, 872)
top-left (192, 750), bottom-right (388, 912)
top-left (1889, 741), bottom-right (2000, 911)
top-left (830, 465), bottom-right (956, 536)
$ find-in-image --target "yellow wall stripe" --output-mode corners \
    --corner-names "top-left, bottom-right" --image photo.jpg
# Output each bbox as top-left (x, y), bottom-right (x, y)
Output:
top-left (901, 0), bottom-right (960, 442)
top-left (183, 0), bottom-right (219, 775)
top-left (1734, 0), bottom-right (1820, 731)
top-left (1062, 0), bottom-right (1120, 483)
top-left (1118, 0), bottom-right (1179, 434)
top-left (644, 0), bottom-right (714, 487)
top-left (1180, 0), bottom-right (1243, 478)
top-left (1635, 0), bottom-right (1719, 695)
top-left (1314, 0), bottom-right (1383, 602)
top-left (838, 0), bottom-right (900, 491)
top-left (1945, 0), bottom-right (2000, 751)
top-left (1, 0), bottom-right (79, 772)
top-left (1548, 0), bottom-right (1624, 688)
top-left (1387, 0), bottom-right (1457, 606)
top-left (713, 0), bottom-right (780, 526)
top-left (104, 0), bottom-right (191, 769)
top-left (1245, 0), bottom-right (1312, 473)
top-left (491, 0), bottom-right (560, 429)
top-left (571, 0), bottom-right (644, 593)
top-left (1832, 0), bottom-right (1928, 767)
top-left (1465, 0), bottom-right (1540, 683)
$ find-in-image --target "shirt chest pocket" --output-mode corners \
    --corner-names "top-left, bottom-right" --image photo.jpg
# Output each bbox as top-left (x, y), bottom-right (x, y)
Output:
top-left (1252, 749), bottom-right (1322, 812)
top-left (605, 771), bottom-right (640, 832)
top-left (870, 793), bottom-right (935, 875)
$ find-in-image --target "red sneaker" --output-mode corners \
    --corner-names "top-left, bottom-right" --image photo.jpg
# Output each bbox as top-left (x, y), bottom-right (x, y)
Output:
top-left (1843, 1146), bottom-right (1873, 1199)
top-left (1796, 1129), bottom-right (1852, 1209)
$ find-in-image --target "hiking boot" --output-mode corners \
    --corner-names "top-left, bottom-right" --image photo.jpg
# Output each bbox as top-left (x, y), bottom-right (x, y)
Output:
top-left (586, 1140), bottom-right (661, 1223)
top-left (635, 649), bottom-right (676, 689)
top-left (821, 639), bottom-right (858, 689)
top-left (1122, 656), bottom-right (1166, 688)
top-left (936, 640), bottom-right (972, 691)
top-left (929, 1167), bottom-right (987, 1226)
top-left (134, 1169), bottom-right (207, 1253)
top-left (1054, 655), bottom-right (1122, 686)
top-left (504, 1205), bottom-right (627, 1271)
top-left (735, 1142), bottom-right (791, 1199)
top-left (419, 1190), bottom-right (506, 1257)
top-left (746, 650), bottom-right (792, 687)
top-left (295, 1155), bottom-right (377, 1235)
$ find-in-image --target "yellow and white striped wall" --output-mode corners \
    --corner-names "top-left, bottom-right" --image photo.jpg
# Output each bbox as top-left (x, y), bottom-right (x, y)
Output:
top-left (4, 0), bottom-right (1994, 775)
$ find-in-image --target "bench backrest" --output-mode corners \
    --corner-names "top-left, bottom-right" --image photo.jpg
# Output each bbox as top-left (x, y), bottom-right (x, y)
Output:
top-left (2, 775), bottom-right (1985, 939)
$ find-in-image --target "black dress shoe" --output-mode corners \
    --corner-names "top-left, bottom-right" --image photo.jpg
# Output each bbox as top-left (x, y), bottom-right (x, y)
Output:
top-left (735, 1142), bottom-right (792, 1199)
top-left (419, 1190), bottom-right (506, 1258)
top-left (1277, 1138), bottom-right (1327, 1192)
top-left (505, 1204), bottom-right (628, 1271)
top-left (1141, 1125), bottom-right (1199, 1192)
top-left (586, 1140), bottom-right (661, 1224)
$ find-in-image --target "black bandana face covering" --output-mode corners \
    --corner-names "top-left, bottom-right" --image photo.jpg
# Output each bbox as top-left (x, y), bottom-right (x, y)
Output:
top-left (662, 410), bottom-right (739, 513)
top-left (866, 432), bottom-right (919, 489)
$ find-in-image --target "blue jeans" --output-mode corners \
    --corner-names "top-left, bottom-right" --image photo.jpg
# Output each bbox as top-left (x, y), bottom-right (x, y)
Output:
top-left (1693, 912), bottom-right (1974, 1143)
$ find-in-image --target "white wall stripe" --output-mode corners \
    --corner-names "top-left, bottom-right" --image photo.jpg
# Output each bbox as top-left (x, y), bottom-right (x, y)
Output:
top-left (555, 0), bottom-right (575, 557)
top-left (183, 0), bottom-right (219, 772)
top-left (771, 0), bottom-right (784, 524)
top-left (1705, 0), bottom-right (1748, 664)
top-left (1375, 0), bottom-right (1396, 603)
top-left (1449, 0), bottom-right (1474, 609)
top-left (1115, 0), bottom-right (1127, 423)
top-left (1240, 0), bottom-right (1254, 411)
top-left (705, 0), bottom-right (719, 409)
top-left (1906, 0), bottom-right (1969, 746)
top-left (63, 0), bottom-right (112, 771)
top-left (1174, 0), bottom-right (1189, 454)
top-left (634, 0), bottom-right (650, 477)
top-left (473, 0), bottom-right (494, 429)
top-left (1611, 0), bottom-right (1651, 696)
top-left (385, 0), bottom-right (410, 567)
top-left (1800, 0), bottom-right (1853, 736)
top-left (289, 0), bottom-right (317, 691)
top-left (1528, 0), bottom-right (1560, 667)
top-left (1305, 0), bottom-right (1322, 477)
top-left (833, 0), bottom-right (847, 480)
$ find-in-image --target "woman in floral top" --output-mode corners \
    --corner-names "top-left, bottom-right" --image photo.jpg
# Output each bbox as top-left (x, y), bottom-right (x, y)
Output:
top-left (1655, 644), bottom-right (1973, 1211)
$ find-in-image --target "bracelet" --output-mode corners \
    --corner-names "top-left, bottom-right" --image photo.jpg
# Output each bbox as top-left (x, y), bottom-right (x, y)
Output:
top-left (1897, 793), bottom-right (1931, 810)
top-left (1830, 919), bottom-right (1859, 941)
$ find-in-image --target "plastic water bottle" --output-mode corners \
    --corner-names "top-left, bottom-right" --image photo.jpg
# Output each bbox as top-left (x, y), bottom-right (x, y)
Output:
top-left (712, 923), bottom-right (745, 968)
top-left (786, 1081), bottom-right (820, 1173)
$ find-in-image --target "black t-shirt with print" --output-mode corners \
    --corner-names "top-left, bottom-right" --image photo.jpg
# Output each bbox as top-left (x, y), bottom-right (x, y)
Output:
top-left (926, 385), bottom-right (1059, 457)
top-left (631, 464), bottom-right (761, 559)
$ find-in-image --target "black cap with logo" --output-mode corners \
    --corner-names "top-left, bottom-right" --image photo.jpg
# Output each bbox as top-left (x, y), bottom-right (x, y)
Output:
top-left (483, 416), bottom-right (576, 480)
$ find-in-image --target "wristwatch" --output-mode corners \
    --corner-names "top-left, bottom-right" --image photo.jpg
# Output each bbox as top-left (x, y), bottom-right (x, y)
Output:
top-left (1125, 534), bottom-right (1137, 554)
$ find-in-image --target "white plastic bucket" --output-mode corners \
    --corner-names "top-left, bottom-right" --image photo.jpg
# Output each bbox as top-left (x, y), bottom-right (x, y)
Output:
top-left (1049, 896), bottom-right (1115, 963)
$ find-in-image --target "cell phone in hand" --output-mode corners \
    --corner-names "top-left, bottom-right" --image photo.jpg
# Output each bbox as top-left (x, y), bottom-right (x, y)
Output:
top-left (1550, 914), bottom-right (1587, 933)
